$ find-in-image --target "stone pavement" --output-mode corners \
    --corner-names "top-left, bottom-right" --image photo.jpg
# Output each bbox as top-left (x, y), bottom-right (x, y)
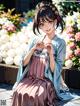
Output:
top-left (0, 83), bottom-right (80, 106)
top-left (0, 84), bottom-right (13, 106)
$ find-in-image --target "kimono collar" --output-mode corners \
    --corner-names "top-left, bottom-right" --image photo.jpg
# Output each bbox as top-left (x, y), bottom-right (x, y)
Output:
top-left (52, 35), bottom-right (57, 40)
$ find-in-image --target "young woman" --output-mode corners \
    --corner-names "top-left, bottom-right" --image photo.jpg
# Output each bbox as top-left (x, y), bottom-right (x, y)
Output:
top-left (12, 1), bottom-right (73, 106)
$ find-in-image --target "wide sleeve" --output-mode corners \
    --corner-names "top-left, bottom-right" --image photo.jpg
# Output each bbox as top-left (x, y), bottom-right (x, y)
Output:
top-left (13, 37), bottom-right (36, 89)
top-left (55, 39), bottom-right (66, 77)
top-left (54, 39), bottom-right (66, 91)
top-left (53, 39), bottom-right (73, 100)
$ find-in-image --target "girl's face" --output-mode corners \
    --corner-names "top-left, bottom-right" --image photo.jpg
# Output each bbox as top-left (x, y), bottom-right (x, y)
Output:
top-left (39, 19), bottom-right (56, 36)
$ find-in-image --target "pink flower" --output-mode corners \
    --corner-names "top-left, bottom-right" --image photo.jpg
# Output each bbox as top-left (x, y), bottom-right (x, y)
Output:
top-left (65, 59), bottom-right (73, 68)
top-left (69, 42), bottom-right (76, 50)
top-left (75, 32), bottom-right (80, 41)
top-left (66, 52), bottom-right (74, 60)
top-left (75, 48), bottom-right (80, 56)
top-left (66, 54), bottom-right (74, 60)
top-left (66, 26), bottom-right (74, 34)
top-left (67, 33), bottom-right (74, 39)
top-left (2, 24), bottom-right (16, 32)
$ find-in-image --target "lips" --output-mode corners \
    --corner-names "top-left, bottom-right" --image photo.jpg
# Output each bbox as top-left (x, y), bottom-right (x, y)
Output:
top-left (46, 29), bottom-right (51, 32)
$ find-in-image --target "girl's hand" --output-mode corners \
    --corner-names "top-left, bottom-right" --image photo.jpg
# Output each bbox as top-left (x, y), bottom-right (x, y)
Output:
top-left (33, 42), bottom-right (44, 51)
top-left (36, 42), bottom-right (44, 49)
top-left (45, 43), bottom-right (53, 55)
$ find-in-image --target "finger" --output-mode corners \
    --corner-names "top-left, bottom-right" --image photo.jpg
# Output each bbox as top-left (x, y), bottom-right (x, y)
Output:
top-left (46, 43), bottom-right (52, 45)
top-left (47, 46), bottom-right (51, 50)
top-left (45, 44), bottom-right (51, 48)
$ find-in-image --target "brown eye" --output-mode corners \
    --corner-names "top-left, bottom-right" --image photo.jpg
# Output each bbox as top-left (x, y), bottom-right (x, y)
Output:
top-left (39, 23), bottom-right (44, 27)
top-left (49, 21), bottom-right (53, 24)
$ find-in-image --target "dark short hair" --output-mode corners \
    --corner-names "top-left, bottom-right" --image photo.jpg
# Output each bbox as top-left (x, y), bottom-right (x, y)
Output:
top-left (33, 1), bottom-right (64, 34)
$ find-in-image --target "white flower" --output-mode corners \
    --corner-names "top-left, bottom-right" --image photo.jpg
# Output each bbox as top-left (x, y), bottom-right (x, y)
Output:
top-left (0, 45), bottom-right (7, 51)
top-left (10, 34), bottom-right (18, 42)
top-left (77, 19), bottom-right (80, 30)
top-left (66, 15), bottom-right (75, 26)
top-left (3, 57), bottom-right (6, 62)
top-left (0, 54), bottom-right (2, 63)
top-left (62, 31), bottom-right (70, 43)
top-left (12, 41), bottom-right (20, 48)
top-left (27, 22), bottom-right (33, 30)
top-left (79, 59), bottom-right (80, 63)
top-left (0, 17), bottom-right (13, 26)
top-left (0, 17), bottom-right (8, 25)
top-left (5, 56), bottom-right (14, 65)
top-left (21, 23), bottom-right (35, 39)
top-left (0, 43), bottom-right (12, 51)
top-left (66, 47), bottom-right (73, 53)
top-left (7, 49), bottom-right (16, 57)
top-left (65, 48), bottom-right (73, 59)
top-left (19, 43), bottom-right (28, 52)
top-left (14, 55), bottom-right (22, 66)
top-left (0, 29), bottom-right (8, 37)
top-left (65, 60), bottom-right (73, 69)
top-left (0, 34), bottom-right (9, 43)
top-left (17, 32), bottom-right (29, 43)
top-left (1, 51), bottom-right (7, 58)
top-left (73, 12), bottom-right (80, 20)
top-left (4, 20), bottom-right (13, 26)
top-left (15, 47), bottom-right (24, 56)
top-left (4, 42), bottom-right (12, 50)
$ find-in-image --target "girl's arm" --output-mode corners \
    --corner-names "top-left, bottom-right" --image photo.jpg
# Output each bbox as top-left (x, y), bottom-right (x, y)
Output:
top-left (23, 41), bottom-right (44, 66)
top-left (23, 46), bottom-right (35, 66)
top-left (46, 39), bottom-right (66, 73)
top-left (54, 39), bottom-right (67, 87)
top-left (45, 43), bottom-right (55, 72)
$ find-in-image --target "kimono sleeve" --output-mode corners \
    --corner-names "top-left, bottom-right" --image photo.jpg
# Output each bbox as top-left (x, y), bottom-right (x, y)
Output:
top-left (54, 39), bottom-right (66, 80)
top-left (13, 37), bottom-right (36, 89)
top-left (53, 39), bottom-right (74, 100)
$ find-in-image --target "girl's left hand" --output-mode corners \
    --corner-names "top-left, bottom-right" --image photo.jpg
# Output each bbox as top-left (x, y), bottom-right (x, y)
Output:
top-left (45, 43), bottom-right (53, 55)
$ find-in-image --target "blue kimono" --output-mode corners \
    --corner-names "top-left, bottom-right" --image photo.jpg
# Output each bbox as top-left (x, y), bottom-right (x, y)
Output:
top-left (13, 35), bottom-right (78, 101)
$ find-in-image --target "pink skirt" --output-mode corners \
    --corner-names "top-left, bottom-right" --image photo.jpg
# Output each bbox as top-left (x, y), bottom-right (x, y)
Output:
top-left (12, 56), bottom-right (57, 106)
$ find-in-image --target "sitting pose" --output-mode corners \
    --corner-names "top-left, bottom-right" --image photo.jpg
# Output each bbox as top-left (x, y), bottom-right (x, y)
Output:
top-left (12, 1), bottom-right (73, 106)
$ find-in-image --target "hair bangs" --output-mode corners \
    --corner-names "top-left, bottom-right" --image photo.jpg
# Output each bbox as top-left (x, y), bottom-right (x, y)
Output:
top-left (38, 7), bottom-right (55, 23)
top-left (33, 8), bottom-right (55, 34)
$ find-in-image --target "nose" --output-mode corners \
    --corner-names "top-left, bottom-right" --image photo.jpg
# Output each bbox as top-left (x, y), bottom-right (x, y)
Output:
top-left (45, 25), bottom-right (51, 31)
top-left (41, 22), bottom-right (52, 32)
top-left (45, 23), bottom-right (49, 28)
top-left (44, 24), bottom-right (50, 30)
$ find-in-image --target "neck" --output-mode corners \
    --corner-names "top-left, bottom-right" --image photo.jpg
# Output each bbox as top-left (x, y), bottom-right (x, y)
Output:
top-left (47, 32), bottom-right (56, 40)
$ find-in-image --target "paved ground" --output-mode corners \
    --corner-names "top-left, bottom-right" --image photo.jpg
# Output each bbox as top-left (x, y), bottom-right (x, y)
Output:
top-left (0, 83), bottom-right (80, 106)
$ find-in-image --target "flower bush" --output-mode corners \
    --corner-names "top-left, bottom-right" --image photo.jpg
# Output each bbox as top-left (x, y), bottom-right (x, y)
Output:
top-left (0, 4), bottom-right (5, 12)
top-left (0, 7), bottom-right (45, 66)
top-left (0, 9), bottom-right (35, 66)
top-left (0, 21), bottom-right (35, 66)
top-left (0, 9), bottom-right (21, 35)
top-left (62, 12), bottom-right (80, 69)
top-left (52, 0), bottom-right (80, 17)
top-left (0, 7), bottom-right (80, 68)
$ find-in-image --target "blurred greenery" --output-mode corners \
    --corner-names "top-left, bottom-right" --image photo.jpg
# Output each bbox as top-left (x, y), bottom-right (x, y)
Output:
top-left (0, 8), bottom-right (21, 32)
top-left (0, 4), bottom-right (5, 11)
top-left (0, 8), bottom-right (21, 25)
top-left (52, 0), bottom-right (80, 17)
top-left (23, 0), bottom-right (80, 19)
top-left (23, 9), bottom-right (35, 20)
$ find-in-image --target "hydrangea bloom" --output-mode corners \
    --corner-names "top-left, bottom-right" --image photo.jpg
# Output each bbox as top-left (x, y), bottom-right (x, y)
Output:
top-left (63, 12), bottom-right (80, 69)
